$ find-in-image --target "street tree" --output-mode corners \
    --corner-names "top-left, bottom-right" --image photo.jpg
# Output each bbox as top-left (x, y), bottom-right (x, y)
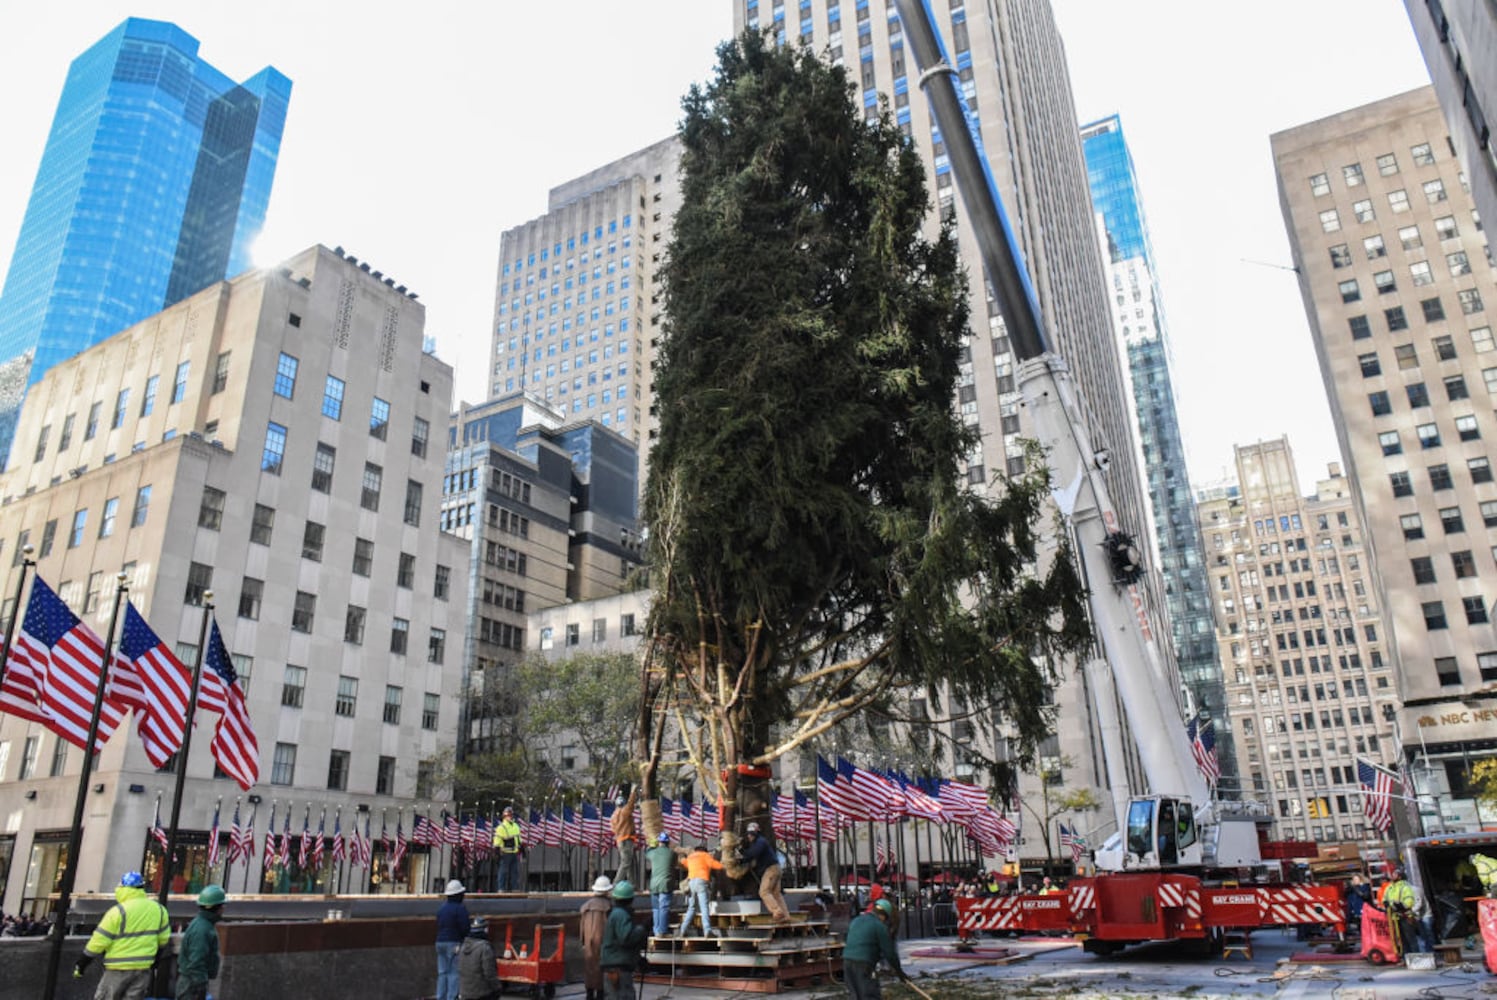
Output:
top-left (635, 32), bottom-right (1090, 863)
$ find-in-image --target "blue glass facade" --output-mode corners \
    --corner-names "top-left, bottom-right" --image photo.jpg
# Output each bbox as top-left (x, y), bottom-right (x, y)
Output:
top-left (0, 18), bottom-right (290, 462)
top-left (1081, 115), bottom-right (1236, 786)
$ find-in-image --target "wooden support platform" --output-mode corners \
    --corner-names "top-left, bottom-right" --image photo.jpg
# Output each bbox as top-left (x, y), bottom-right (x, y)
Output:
top-left (643, 912), bottom-right (841, 993)
top-left (638, 958), bottom-right (842, 994)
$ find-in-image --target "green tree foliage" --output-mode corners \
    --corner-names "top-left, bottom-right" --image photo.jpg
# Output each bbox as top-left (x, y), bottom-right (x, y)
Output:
top-left (640, 32), bottom-right (1089, 828)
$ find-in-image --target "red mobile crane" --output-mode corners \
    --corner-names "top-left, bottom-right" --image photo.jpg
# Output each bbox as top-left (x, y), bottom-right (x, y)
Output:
top-left (889, 0), bottom-right (1343, 952)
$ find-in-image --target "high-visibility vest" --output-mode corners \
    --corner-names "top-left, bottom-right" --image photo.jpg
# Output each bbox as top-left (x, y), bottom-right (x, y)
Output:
top-left (83, 888), bottom-right (170, 970)
top-left (1383, 879), bottom-right (1416, 913)
top-left (493, 819), bottom-right (523, 854)
top-left (1473, 853), bottom-right (1497, 892)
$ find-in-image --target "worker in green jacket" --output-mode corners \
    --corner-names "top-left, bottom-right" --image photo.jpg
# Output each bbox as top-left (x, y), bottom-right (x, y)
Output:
top-left (842, 898), bottom-right (908, 1000)
top-left (600, 880), bottom-right (647, 1000)
top-left (175, 885), bottom-right (225, 1000)
top-left (73, 871), bottom-right (172, 999)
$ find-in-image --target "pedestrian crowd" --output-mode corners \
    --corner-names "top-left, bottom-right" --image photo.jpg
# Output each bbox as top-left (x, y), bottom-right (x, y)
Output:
top-left (0, 911), bottom-right (52, 936)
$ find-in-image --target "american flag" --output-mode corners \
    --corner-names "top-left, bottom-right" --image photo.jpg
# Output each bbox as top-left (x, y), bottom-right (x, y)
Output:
top-left (297, 808), bottom-right (311, 869)
top-left (351, 812), bottom-right (371, 868)
top-left (380, 813), bottom-right (391, 867)
top-left (229, 800), bottom-right (256, 866)
top-left (818, 756), bottom-right (873, 821)
top-left (196, 619), bottom-right (259, 789)
top-left (110, 603), bottom-right (194, 769)
top-left (874, 834), bottom-right (894, 870)
top-left (263, 803), bottom-right (279, 865)
top-left (581, 804), bottom-right (607, 850)
top-left (278, 809), bottom-right (292, 867)
top-left (1059, 821), bottom-right (1087, 862)
top-left (149, 794), bottom-right (170, 852)
top-left (1357, 757), bottom-right (1399, 835)
top-left (895, 773), bottom-right (944, 822)
top-left (661, 799), bottom-right (684, 840)
top-left (331, 810), bottom-right (346, 864)
top-left (1187, 716), bottom-right (1222, 785)
top-left (772, 793), bottom-right (800, 836)
top-left (412, 813), bottom-right (436, 846)
top-left (206, 799), bottom-right (223, 868)
top-left (444, 810), bottom-right (461, 846)
top-left (390, 815), bottom-right (408, 874)
top-left (2, 576), bottom-right (127, 752)
top-left (842, 758), bottom-right (904, 818)
top-left (934, 779), bottom-right (986, 823)
top-left (312, 810), bottom-right (327, 869)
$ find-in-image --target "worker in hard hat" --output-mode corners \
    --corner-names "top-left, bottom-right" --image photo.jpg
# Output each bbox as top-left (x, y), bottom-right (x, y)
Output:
top-left (73, 871), bottom-right (171, 998)
top-left (600, 880), bottom-right (647, 1000)
top-left (175, 885), bottom-right (226, 1000)
top-left (842, 898), bottom-right (909, 1000)
top-left (1470, 853), bottom-right (1497, 896)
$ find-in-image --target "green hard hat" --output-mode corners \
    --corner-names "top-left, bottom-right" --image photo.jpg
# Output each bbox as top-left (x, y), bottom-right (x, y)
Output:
top-left (198, 885), bottom-right (227, 908)
top-left (611, 880), bottom-right (636, 900)
top-left (873, 899), bottom-right (893, 917)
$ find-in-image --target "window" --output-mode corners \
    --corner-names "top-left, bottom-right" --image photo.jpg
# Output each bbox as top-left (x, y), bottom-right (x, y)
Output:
top-left (434, 564), bottom-right (451, 600)
top-left (36, 519), bottom-right (55, 558)
top-left (1439, 506), bottom-right (1465, 533)
top-left (1452, 550), bottom-right (1477, 579)
top-left (1310, 173), bottom-right (1330, 196)
top-left (198, 487), bottom-right (226, 529)
top-left (411, 417), bottom-right (429, 458)
top-left (1473, 327), bottom-right (1495, 353)
top-left (1338, 279), bottom-right (1360, 303)
top-left (302, 521), bottom-right (325, 561)
top-left (1417, 422), bottom-right (1441, 448)
top-left (1352, 199), bottom-right (1374, 223)
top-left (370, 397), bottom-right (390, 439)
top-left (1319, 208), bottom-right (1341, 232)
top-left (376, 756), bottom-right (395, 795)
top-left (1460, 289), bottom-right (1485, 315)
top-left (1448, 250), bottom-right (1472, 276)
top-left (84, 401), bottom-right (102, 440)
top-left (1373, 270), bottom-right (1395, 294)
top-left (111, 389), bottom-right (129, 429)
top-left (327, 750), bottom-right (349, 791)
top-left (1376, 152), bottom-right (1399, 175)
top-left (1388, 189), bottom-right (1410, 213)
top-left (262, 422), bottom-right (287, 475)
top-left (1435, 214), bottom-right (1459, 240)
top-left (1482, 500), bottom-right (1497, 527)
top-left (390, 618), bottom-right (409, 655)
top-left (312, 443), bottom-right (335, 493)
top-left (84, 571), bottom-right (104, 614)
top-left (1406, 382), bottom-right (1429, 407)
top-left (1400, 513), bottom-right (1424, 539)
top-left (1379, 430), bottom-right (1402, 455)
top-left (621, 613), bottom-right (637, 636)
top-left (335, 677), bottom-right (358, 717)
top-left (1329, 244), bottom-right (1352, 268)
top-left (343, 605), bottom-right (366, 644)
top-left (238, 578), bottom-right (263, 620)
top-left (1422, 296), bottom-right (1445, 321)
top-left (1429, 463), bottom-right (1453, 490)
top-left (1464, 596), bottom-right (1490, 624)
top-left (1394, 343), bottom-right (1419, 369)
top-left (1362, 234), bottom-right (1386, 259)
top-left (1349, 315), bottom-right (1371, 340)
top-left (1384, 306), bottom-right (1407, 331)
top-left (361, 463), bottom-right (382, 511)
top-left (1480, 652), bottom-right (1497, 684)
top-left (1456, 414), bottom-right (1480, 441)
top-left (98, 497), bottom-right (118, 538)
top-left (131, 485), bottom-right (151, 527)
top-left (1469, 456), bottom-right (1493, 483)
top-left (1436, 657), bottom-right (1461, 686)
top-left (403, 480), bottom-right (422, 526)
top-left (422, 693), bottom-right (440, 731)
top-left (566, 623), bottom-right (580, 647)
top-left (185, 562), bottom-right (212, 605)
top-left (1423, 601), bottom-right (1448, 630)
top-left (58, 413), bottom-right (75, 450)
top-left (250, 503), bottom-right (274, 545)
top-left (1342, 163), bottom-right (1363, 187)
top-left (428, 627), bottom-right (447, 663)
top-left (1423, 179), bottom-right (1447, 203)
top-left (352, 538), bottom-right (373, 576)
top-left (281, 665), bottom-right (307, 708)
top-left (383, 686), bottom-right (402, 725)
top-left (171, 361), bottom-right (190, 404)
top-left (1411, 142), bottom-right (1434, 165)
top-left (1368, 391), bottom-right (1391, 416)
top-left (321, 376), bottom-right (345, 419)
top-left (141, 375), bottom-right (158, 416)
top-left (50, 738), bottom-right (67, 777)
top-left (271, 743), bottom-right (296, 785)
top-left (1389, 471), bottom-right (1413, 496)
top-left (291, 591), bottom-right (316, 633)
top-left (397, 552), bottom-right (415, 588)
top-left (1399, 225), bottom-right (1422, 249)
top-left (212, 352), bottom-right (231, 394)
top-left (1411, 556), bottom-right (1436, 584)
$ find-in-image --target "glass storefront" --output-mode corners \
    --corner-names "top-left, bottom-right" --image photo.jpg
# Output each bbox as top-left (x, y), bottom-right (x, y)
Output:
top-left (22, 831), bottom-right (70, 917)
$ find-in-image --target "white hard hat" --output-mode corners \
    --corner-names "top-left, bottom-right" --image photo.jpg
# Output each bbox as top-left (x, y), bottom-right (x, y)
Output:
top-left (445, 879), bottom-right (467, 896)
top-left (592, 876), bottom-right (614, 895)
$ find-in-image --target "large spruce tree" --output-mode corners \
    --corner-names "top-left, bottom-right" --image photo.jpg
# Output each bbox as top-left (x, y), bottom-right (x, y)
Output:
top-left (639, 33), bottom-right (1089, 844)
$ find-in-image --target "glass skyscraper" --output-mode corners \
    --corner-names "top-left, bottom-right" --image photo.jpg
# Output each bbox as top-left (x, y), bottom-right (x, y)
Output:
top-left (1081, 114), bottom-right (1235, 786)
top-left (0, 18), bottom-right (290, 463)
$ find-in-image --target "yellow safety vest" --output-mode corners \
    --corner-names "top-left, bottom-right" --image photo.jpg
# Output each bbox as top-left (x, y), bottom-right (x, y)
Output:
top-left (1383, 880), bottom-right (1416, 912)
top-left (84, 887), bottom-right (170, 970)
top-left (493, 818), bottom-right (523, 854)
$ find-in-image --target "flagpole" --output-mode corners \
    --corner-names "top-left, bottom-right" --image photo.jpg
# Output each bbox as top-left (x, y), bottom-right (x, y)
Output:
top-left (158, 594), bottom-right (215, 911)
top-left (0, 543), bottom-right (34, 698)
top-left (42, 570), bottom-right (129, 1000)
top-left (242, 800), bottom-right (257, 895)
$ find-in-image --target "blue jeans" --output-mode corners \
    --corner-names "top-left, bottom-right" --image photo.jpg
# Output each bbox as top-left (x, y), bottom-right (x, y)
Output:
top-left (497, 852), bottom-right (520, 891)
top-left (679, 877), bottom-right (711, 935)
top-left (435, 941), bottom-right (461, 1000)
top-left (652, 891), bottom-right (672, 937)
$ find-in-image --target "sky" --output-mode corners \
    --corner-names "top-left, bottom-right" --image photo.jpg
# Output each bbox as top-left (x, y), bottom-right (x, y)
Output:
top-left (0, 1), bottom-right (1434, 491)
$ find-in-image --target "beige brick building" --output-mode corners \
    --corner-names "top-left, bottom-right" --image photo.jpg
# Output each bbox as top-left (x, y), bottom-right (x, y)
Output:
top-left (1198, 438), bottom-right (1398, 845)
top-left (1273, 88), bottom-right (1497, 833)
top-left (0, 244), bottom-right (469, 911)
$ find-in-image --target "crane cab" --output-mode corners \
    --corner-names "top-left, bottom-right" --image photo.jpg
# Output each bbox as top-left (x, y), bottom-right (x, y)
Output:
top-left (1119, 796), bottom-right (1202, 870)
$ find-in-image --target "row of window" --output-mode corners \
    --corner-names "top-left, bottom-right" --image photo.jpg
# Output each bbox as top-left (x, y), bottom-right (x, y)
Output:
top-left (1375, 414), bottom-right (1483, 454)
top-left (1401, 504), bottom-right (1497, 537)
top-left (1367, 372), bottom-right (1488, 414)
top-left (10, 487), bottom-right (152, 560)
top-left (1430, 650), bottom-right (1497, 687)
top-left (270, 744), bottom-right (435, 795)
top-left (251, 433), bottom-right (426, 525)
top-left (0, 733), bottom-right (70, 781)
top-left (502, 218), bottom-right (633, 277)
top-left (1329, 212), bottom-right (1470, 268)
top-left (32, 363), bottom-right (190, 464)
top-left (1337, 271), bottom-right (1484, 305)
top-left (286, 671), bottom-right (440, 728)
top-left (537, 614), bottom-right (639, 650)
top-left (1389, 458), bottom-right (1493, 495)
top-left (1410, 549), bottom-right (1483, 583)
top-left (200, 485), bottom-right (434, 561)
top-left (1318, 178), bottom-right (1451, 233)
top-left (1308, 143), bottom-right (1437, 198)
top-left (1356, 329), bottom-right (1484, 372)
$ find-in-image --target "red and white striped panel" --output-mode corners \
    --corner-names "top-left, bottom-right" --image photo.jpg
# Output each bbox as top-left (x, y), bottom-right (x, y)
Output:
top-left (1259, 885), bottom-right (1342, 927)
top-left (1185, 885), bottom-right (1202, 920)
top-left (1068, 883), bottom-right (1095, 920)
top-left (1157, 881), bottom-right (1185, 908)
top-left (956, 895), bottom-right (1022, 932)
